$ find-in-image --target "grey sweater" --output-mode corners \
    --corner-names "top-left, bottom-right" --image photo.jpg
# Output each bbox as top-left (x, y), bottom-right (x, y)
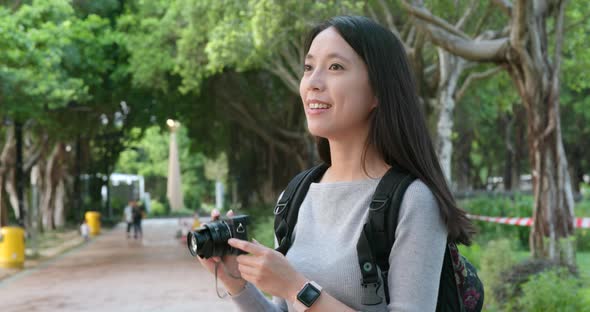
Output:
top-left (230, 179), bottom-right (448, 312)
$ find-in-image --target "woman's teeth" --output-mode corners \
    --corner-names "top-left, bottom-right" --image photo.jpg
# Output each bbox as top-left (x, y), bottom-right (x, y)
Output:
top-left (309, 103), bottom-right (331, 109)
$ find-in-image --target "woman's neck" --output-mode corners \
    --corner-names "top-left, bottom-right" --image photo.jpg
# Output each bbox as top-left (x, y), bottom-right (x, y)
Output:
top-left (321, 138), bottom-right (390, 183)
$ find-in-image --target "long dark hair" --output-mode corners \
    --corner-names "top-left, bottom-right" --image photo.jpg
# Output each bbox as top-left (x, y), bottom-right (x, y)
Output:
top-left (304, 16), bottom-right (475, 245)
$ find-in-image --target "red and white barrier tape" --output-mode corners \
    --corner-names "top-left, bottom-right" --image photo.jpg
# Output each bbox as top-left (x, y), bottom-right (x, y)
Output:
top-left (467, 214), bottom-right (590, 229)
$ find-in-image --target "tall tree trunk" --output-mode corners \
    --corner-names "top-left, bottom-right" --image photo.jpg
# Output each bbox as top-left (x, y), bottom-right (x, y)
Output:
top-left (0, 128), bottom-right (15, 226)
top-left (53, 179), bottom-right (66, 228)
top-left (519, 85), bottom-right (575, 263)
top-left (435, 49), bottom-right (465, 183)
top-left (5, 169), bottom-right (19, 219)
top-left (506, 0), bottom-right (574, 265)
top-left (15, 121), bottom-right (25, 227)
top-left (40, 144), bottom-right (62, 230)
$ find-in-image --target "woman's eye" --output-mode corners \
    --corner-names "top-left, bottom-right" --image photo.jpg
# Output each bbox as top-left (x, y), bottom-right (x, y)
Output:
top-left (303, 64), bottom-right (312, 72)
top-left (329, 64), bottom-right (343, 70)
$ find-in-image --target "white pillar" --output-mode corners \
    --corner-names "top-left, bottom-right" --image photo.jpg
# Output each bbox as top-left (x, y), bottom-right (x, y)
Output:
top-left (215, 180), bottom-right (224, 210)
top-left (166, 120), bottom-right (184, 211)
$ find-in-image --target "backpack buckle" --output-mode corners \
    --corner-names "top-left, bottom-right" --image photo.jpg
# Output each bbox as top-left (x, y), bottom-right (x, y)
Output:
top-left (274, 203), bottom-right (287, 215)
top-left (360, 281), bottom-right (383, 305)
top-left (369, 198), bottom-right (388, 211)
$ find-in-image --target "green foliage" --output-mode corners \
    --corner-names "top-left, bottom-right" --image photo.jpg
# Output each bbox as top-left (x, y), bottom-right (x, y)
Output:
top-left (460, 195), bottom-right (532, 249)
top-left (0, 1), bottom-right (87, 119)
top-left (120, 0), bottom-right (366, 94)
top-left (239, 202), bottom-right (275, 249)
top-left (115, 125), bottom-right (209, 211)
top-left (516, 269), bottom-right (589, 312)
top-left (149, 199), bottom-right (166, 217)
top-left (479, 239), bottom-right (517, 310)
top-left (453, 70), bottom-right (524, 187)
top-left (577, 199), bottom-right (590, 251)
top-left (204, 153), bottom-right (228, 182)
top-left (582, 184), bottom-right (590, 200)
top-left (458, 243), bottom-right (482, 269)
top-left (563, 0), bottom-right (590, 92)
top-left (250, 214), bottom-right (276, 249)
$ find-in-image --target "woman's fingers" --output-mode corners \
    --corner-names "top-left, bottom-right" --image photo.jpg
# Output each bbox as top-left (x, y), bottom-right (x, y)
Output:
top-left (228, 238), bottom-right (269, 256)
top-left (211, 209), bottom-right (220, 220)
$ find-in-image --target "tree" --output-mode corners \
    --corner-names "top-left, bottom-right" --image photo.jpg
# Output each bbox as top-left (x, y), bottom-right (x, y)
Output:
top-left (402, 0), bottom-right (577, 264)
top-left (116, 125), bottom-right (208, 211)
top-left (0, 1), bottom-right (88, 227)
top-left (118, 0), bottom-right (367, 204)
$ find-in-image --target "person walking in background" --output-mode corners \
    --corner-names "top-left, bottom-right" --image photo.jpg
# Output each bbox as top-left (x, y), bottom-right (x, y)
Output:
top-left (132, 201), bottom-right (144, 239)
top-left (124, 201), bottom-right (134, 239)
top-left (80, 219), bottom-right (90, 242)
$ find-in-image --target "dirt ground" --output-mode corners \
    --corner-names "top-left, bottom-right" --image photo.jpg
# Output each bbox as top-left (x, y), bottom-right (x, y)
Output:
top-left (0, 219), bottom-right (236, 312)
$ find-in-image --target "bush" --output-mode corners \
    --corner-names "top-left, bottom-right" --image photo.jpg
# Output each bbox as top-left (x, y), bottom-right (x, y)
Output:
top-left (460, 195), bottom-right (532, 249)
top-left (150, 199), bottom-right (166, 217)
top-left (458, 243), bottom-right (482, 269)
top-left (581, 183), bottom-right (590, 200)
top-left (250, 215), bottom-right (275, 248)
top-left (516, 268), bottom-right (589, 312)
top-left (497, 258), bottom-right (577, 310)
top-left (479, 239), bottom-right (517, 310)
top-left (240, 202), bottom-right (276, 248)
top-left (576, 200), bottom-right (590, 252)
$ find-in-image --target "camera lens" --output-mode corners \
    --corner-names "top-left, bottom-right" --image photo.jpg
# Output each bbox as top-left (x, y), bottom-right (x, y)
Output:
top-left (187, 228), bottom-right (214, 258)
top-left (187, 221), bottom-right (232, 258)
top-left (188, 232), bottom-right (199, 257)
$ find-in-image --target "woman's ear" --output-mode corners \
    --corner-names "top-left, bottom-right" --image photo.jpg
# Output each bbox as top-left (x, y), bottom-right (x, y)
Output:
top-left (371, 95), bottom-right (378, 109)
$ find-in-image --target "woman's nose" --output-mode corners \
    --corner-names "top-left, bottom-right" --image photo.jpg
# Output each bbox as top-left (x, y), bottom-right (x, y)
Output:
top-left (307, 70), bottom-right (325, 91)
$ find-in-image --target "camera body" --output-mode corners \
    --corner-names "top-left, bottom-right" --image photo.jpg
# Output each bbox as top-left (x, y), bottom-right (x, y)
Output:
top-left (187, 215), bottom-right (249, 259)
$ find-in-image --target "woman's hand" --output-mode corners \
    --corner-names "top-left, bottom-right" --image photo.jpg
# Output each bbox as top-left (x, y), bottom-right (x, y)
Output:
top-left (195, 210), bottom-right (246, 295)
top-left (228, 238), bottom-right (308, 300)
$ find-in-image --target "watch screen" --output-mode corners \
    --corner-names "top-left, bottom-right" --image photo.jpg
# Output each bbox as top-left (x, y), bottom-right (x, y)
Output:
top-left (298, 284), bottom-right (321, 307)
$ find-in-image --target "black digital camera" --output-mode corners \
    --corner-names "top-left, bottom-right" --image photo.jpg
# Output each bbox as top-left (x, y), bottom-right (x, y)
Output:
top-left (187, 215), bottom-right (249, 259)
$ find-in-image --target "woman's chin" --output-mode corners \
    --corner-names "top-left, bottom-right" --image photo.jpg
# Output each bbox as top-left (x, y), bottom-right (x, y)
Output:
top-left (307, 127), bottom-right (331, 139)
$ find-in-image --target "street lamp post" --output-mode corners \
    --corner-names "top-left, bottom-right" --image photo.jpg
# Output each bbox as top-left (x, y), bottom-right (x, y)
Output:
top-left (166, 119), bottom-right (184, 211)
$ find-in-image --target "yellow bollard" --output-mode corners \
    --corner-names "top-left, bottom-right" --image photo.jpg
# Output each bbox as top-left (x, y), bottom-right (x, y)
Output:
top-left (192, 217), bottom-right (201, 230)
top-left (0, 226), bottom-right (25, 269)
top-left (85, 211), bottom-right (101, 236)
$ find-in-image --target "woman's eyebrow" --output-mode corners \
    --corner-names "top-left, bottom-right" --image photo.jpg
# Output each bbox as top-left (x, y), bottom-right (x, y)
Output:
top-left (305, 53), bottom-right (351, 63)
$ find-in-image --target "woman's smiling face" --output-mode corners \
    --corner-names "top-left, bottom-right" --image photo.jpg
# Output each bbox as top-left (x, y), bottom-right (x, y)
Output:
top-left (300, 27), bottom-right (377, 140)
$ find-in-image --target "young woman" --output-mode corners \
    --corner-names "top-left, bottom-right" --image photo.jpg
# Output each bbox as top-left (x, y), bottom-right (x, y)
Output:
top-left (198, 15), bottom-right (474, 312)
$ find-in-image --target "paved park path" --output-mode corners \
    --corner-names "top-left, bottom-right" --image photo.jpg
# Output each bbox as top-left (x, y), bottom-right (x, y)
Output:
top-left (0, 219), bottom-right (235, 312)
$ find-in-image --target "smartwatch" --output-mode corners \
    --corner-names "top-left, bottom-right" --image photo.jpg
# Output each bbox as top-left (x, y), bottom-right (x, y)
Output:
top-left (293, 281), bottom-right (323, 312)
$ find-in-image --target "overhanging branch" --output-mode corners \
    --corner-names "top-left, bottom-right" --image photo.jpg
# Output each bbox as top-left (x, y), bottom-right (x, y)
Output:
top-left (401, 1), bottom-right (509, 62)
top-left (424, 25), bottom-right (509, 62)
top-left (455, 66), bottom-right (503, 102)
top-left (401, 1), bottom-right (470, 40)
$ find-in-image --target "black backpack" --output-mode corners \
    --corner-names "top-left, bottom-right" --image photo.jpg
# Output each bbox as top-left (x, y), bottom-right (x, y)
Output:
top-left (273, 163), bottom-right (484, 312)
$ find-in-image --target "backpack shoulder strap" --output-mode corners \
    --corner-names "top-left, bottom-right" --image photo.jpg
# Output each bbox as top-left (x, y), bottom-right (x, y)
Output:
top-left (357, 167), bottom-right (415, 305)
top-left (274, 163), bottom-right (329, 255)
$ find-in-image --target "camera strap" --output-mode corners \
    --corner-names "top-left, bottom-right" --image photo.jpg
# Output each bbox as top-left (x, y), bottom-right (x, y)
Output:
top-left (214, 261), bottom-right (245, 299)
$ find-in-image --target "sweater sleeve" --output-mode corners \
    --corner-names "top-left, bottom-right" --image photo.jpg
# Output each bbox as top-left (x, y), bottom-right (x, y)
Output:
top-left (229, 282), bottom-right (288, 312)
top-left (386, 180), bottom-right (448, 312)
top-left (230, 191), bottom-right (289, 312)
